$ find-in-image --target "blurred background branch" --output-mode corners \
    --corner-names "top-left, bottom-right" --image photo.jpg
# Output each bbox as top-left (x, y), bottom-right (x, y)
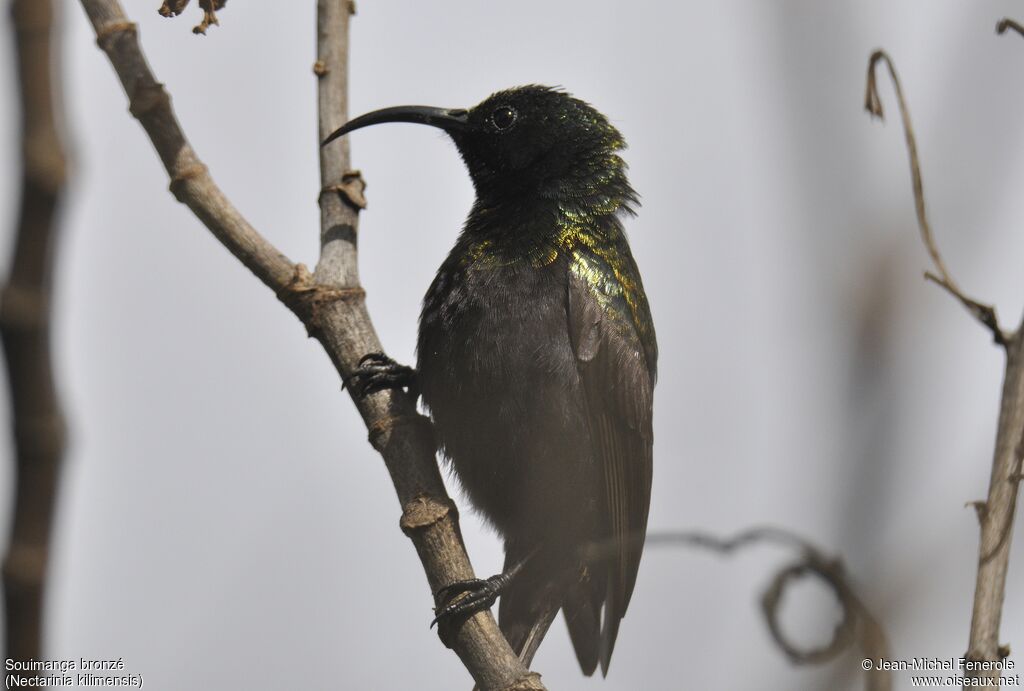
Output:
top-left (866, 47), bottom-right (1024, 688)
top-left (647, 527), bottom-right (891, 691)
top-left (1, 0), bottom-right (68, 667)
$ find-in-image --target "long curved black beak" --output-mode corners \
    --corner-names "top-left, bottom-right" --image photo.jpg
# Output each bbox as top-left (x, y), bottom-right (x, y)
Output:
top-left (321, 106), bottom-right (469, 147)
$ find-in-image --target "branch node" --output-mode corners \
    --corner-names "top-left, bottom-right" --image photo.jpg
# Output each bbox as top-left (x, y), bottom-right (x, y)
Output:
top-left (313, 60), bottom-right (328, 77)
top-left (400, 495), bottom-right (457, 536)
top-left (498, 674), bottom-right (546, 691)
top-left (967, 500), bottom-right (988, 523)
top-left (0, 286), bottom-right (48, 331)
top-left (128, 81), bottom-right (171, 120)
top-left (94, 20), bottom-right (137, 50)
top-left (168, 163), bottom-right (209, 202)
top-left (865, 50), bottom-right (1005, 345)
top-left (348, 0), bottom-right (357, 16)
top-left (277, 263), bottom-right (365, 334)
top-left (923, 272), bottom-right (1006, 346)
top-left (320, 170), bottom-right (368, 210)
top-left (367, 413), bottom-right (434, 452)
top-left (2, 544), bottom-right (48, 585)
top-left (23, 135), bottom-right (67, 194)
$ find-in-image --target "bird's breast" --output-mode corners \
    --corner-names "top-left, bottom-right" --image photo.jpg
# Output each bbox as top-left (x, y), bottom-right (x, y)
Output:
top-left (418, 255), bottom-right (576, 392)
top-left (416, 253), bottom-right (598, 536)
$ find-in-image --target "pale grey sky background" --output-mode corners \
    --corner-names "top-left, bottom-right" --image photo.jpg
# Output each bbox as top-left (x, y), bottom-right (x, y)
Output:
top-left (2, 1), bottom-right (1024, 689)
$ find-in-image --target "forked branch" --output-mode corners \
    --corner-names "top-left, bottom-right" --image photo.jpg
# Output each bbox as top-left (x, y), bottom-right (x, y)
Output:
top-left (865, 48), bottom-right (1024, 688)
top-left (77, 0), bottom-right (543, 688)
top-left (865, 50), bottom-right (1006, 347)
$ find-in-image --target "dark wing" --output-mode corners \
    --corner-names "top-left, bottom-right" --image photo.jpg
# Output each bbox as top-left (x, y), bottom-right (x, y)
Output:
top-left (567, 253), bottom-right (656, 675)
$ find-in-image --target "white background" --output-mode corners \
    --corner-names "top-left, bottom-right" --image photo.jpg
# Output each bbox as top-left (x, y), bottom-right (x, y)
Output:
top-left (2, 1), bottom-right (1024, 689)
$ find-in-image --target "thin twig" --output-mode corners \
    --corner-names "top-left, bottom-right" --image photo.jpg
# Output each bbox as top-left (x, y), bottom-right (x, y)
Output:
top-left (864, 50), bottom-right (1006, 347)
top-left (924, 272), bottom-right (1004, 342)
top-left (866, 47), bottom-right (1024, 688)
top-left (1, 0), bottom-right (68, 667)
top-left (77, 1), bottom-right (542, 688)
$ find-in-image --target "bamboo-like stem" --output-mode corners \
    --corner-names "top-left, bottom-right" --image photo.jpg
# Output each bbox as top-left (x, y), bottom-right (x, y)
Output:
top-left (1, 0), bottom-right (68, 666)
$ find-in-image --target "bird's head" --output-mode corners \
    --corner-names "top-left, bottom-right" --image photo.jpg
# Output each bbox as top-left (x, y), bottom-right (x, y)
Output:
top-left (324, 85), bottom-right (636, 213)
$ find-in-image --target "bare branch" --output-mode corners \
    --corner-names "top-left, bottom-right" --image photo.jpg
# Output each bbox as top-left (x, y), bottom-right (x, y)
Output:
top-left (310, 3), bottom-right (540, 687)
top-left (924, 273), bottom-right (1005, 345)
top-left (866, 46), bottom-right (1024, 688)
top-left (961, 334), bottom-right (1024, 686)
top-left (864, 50), bottom-right (1006, 346)
top-left (77, 0), bottom-right (542, 688)
top-left (646, 528), bottom-right (890, 691)
top-left (1, 0), bottom-right (68, 667)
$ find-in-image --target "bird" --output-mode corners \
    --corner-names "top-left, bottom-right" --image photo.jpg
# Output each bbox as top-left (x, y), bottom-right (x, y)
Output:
top-left (324, 85), bottom-right (656, 677)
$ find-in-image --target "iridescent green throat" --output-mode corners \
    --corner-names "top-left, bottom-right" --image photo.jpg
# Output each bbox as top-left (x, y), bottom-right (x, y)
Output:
top-left (461, 146), bottom-right (637, 267)
top-left (457, 151), bottom-right (649, 345)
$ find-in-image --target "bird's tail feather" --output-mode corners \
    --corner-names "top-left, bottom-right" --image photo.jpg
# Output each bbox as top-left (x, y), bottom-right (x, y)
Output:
top-left (598, 578), bottom-right (622, 676)
top-left (511, 602), bottom-right (559, 668)
top-left (471, 595), bottom-right (558, 691)
top-left (498, 550), bottom-right (623, 676)
top-left (497, 548), bottom-right (562, 669)
top-left (563, 572), bottom-right (603, 676)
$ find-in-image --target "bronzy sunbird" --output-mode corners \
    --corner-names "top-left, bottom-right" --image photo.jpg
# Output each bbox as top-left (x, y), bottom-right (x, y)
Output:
top-left (324, 85), bottom-right (656, 676)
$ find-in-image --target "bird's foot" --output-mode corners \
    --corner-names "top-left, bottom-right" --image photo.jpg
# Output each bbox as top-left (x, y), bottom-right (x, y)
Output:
top-left (431, 571), bottom-right (516, 627)
top-left (344, 352), bottom-right (418, 398)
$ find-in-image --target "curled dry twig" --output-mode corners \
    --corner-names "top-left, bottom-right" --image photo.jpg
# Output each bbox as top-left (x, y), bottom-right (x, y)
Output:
top-left (644, 528), bottom-right (890, 691)
top-left (865, 47), bottom-right (1024, 688)
top-left (864, 50), bottom-right (1006, 347)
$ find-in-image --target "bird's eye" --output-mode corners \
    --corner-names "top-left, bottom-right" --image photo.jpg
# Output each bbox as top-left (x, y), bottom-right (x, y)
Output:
top-left (490, 105), bottom-right (517, 131)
